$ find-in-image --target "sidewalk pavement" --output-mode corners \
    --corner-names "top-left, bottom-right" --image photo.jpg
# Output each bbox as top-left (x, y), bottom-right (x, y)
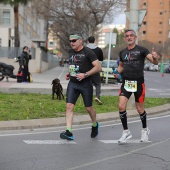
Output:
top-left (0, 66), bottom-right (120, 94)
top-left (0, 66), bottom-right (170, 130)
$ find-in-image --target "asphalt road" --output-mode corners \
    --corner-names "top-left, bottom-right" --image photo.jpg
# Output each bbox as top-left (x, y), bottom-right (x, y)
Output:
top-left (0, 111), bottom-right (170, 170)
top-left (0, 68), bottom-right (170, 170)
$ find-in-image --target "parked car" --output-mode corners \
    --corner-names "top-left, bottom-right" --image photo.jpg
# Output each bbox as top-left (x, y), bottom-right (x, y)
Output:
top-left (164, 64), bottom-right (170, 73)
top-left (100, 60), bottom-right (118, 83)
top-left (158, 63), bottom-right (169, 72)
top-left (148, 64), bottom-right (158, 71)
top-left (144, 63), bottom-right (152, 71)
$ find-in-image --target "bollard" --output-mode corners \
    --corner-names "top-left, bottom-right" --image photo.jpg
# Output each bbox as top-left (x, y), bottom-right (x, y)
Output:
top-left (160, 63), bottom-right (164, 77)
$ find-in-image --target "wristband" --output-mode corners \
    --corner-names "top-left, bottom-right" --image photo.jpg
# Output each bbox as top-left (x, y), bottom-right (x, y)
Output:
top-left (84, 73), bottom-right (88, 78)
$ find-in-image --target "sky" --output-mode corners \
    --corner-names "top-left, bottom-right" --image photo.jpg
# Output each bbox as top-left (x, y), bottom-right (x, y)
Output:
top-left (113, 13), bottom-right (126, 25)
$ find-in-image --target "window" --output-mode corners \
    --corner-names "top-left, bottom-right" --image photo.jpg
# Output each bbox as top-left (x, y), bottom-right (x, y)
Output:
top-left (143, 31), bottom-right (146, 35)
top-left (160, 2), bottom-right (163, 6)
top-left (159, 41), bottom-right (162, 44)
top-left (19, 15), bottom-right (23, 25)
top-left (160, 21), bottom-right (162, 25)
top-left (23, 19), bottom-right (27, 33)
top-left (168, 31), bottom-right (170, 38)
top-left (143, 2), bottom-right (147, 7)
top-left (159, 31), bottom-right (162, 34)
top-left (160, 12), bottom-right (163, 15)
top-left (143, 21), bottom-right (147, 25)
top-left (2, 11), bottom-right (10, 25)
top-left (27, 24), bottom-right (30, 32)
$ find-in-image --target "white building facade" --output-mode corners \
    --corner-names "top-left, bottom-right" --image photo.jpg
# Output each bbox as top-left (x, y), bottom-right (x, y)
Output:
top-left (0, 2), bottom-right (47, 48)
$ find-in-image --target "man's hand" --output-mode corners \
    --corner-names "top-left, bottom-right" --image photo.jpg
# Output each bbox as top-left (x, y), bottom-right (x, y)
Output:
top-left (151, 47), bottom-right (159, 60)
top-left (76, 73), bottom-right (86, 81)
top-left (65, 73), bottom-right (70, 80)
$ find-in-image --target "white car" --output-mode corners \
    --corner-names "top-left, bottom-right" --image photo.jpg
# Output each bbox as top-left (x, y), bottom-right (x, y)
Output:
top-left (149, 64), bottom-right (158, 71)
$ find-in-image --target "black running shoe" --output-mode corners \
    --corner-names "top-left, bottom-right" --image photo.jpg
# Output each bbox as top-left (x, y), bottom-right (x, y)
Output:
top-left (91, 122), bottom-right (99, 138)
top-left (60, 130), bottom-right (74, 140)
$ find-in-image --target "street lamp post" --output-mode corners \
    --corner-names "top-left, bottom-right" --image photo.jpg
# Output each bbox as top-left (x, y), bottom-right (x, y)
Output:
top-left (161, 10), bottom-right (166, 77)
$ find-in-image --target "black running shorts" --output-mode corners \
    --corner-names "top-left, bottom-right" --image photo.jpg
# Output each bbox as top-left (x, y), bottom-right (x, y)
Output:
top-left (66, 80), bottom-right (93, 107)
top-left (119, 81), bottom-right (146, 103)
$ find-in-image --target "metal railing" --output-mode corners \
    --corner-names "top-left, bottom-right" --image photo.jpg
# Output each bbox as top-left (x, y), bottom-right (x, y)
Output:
top-left (0, 47), bottom-right (35, 59)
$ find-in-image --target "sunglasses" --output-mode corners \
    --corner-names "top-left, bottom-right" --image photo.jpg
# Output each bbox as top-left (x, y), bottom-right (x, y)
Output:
top-left (69, 39), bottom-right (78, 43)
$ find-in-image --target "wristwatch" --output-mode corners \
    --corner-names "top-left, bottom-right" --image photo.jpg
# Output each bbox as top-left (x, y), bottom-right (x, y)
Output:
top-left (84, 72), bottom-right (88, 78)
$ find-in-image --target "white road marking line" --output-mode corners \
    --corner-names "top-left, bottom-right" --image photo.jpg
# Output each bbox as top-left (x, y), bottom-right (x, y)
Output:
top-left (0, 114), bottom-right (170, 137)
top-left (99, 139), bottom-right (151, 144)
top-left (23, 140), bottom-right (77, 144)
top-left (67, 138), bottom-right (170, 170)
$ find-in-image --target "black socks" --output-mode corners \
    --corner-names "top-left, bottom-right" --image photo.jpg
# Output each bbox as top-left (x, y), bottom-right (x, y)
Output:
top-left (119, 111), bottom-right (128, 130)
top-left (140, 111), bottom-right (147, 128)
top-left (120, 110), bottom-right (147, 130)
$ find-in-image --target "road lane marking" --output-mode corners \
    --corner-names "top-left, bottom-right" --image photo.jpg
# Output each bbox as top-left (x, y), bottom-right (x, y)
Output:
top-left (99, 139), bottom-right (152, 144)
top-left (67, 138), bottom-right (170, 170)
top-left (0, 114), bottom-right (170, 137)
top-left (23, 140), bottom-right (77, 144)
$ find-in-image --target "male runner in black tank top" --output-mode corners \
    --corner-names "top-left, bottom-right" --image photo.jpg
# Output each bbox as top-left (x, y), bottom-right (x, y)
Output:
top-left (114, 29), bottom-right (159, 143)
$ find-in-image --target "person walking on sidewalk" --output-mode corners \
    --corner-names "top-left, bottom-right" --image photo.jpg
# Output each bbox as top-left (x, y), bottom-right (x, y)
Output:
top-left (87, 36), bottom-right (104, 105)
top-left (20, 46), bottom-right (32, 83)
top-left (114, 29), bottom-right (159, 143)
top-left (60, 33), bottom-right (101, 140)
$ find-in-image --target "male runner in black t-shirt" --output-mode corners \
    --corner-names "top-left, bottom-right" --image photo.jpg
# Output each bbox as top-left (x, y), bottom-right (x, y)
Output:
top-left (60, 33), bottom-right (101, 140)
top-left (114, 29), bottom-right (159, 143)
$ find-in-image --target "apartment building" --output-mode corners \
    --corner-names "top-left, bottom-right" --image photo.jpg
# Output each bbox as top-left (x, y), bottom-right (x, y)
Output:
top-left (97, 24), bottom-right (125, 48)
top-left (126, 0), bottom-right (170, 44)
top-left (0, 2), bottom-right (47, 48)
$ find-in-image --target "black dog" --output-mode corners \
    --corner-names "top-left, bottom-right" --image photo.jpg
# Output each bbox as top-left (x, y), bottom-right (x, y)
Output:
top-left (51, 78), bottom-right (64, 100)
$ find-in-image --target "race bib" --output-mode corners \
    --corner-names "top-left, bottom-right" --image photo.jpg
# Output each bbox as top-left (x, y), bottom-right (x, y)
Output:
top-left (124, 80), bottom-right (137, 92)
top-left (69, 65), bottom-right (79, 77)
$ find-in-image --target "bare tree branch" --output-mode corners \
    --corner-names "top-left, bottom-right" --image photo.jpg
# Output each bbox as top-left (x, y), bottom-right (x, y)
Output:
top-left (32, 0), bottom-right (126, 53)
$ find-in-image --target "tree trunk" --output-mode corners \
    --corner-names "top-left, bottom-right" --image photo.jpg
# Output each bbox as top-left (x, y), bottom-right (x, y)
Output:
top-left (14, 5), bottom-right (20, 47)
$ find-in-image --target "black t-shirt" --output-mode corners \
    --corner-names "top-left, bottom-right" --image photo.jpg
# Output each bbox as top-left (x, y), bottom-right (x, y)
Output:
top-left (119, 45), bottom-right (150, 79)
top-left (90, 47), bottom-right (103, 61)
top-left (68, 47), bottom-right (97, 83)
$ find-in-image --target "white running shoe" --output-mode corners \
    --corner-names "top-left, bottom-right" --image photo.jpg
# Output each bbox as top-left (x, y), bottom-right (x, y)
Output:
top-left (118, 130), bottom-right (132, 144)
top-left (140, 128), bottom-right (150, 142)
top-left (95, 97), bottom-right (103, 105)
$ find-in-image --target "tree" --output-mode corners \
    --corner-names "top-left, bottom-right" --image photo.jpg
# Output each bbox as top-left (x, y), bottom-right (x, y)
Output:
top-left (32, 0), bottom-right (126, 53)
top-left (1, 0), bottom-right (30, 47)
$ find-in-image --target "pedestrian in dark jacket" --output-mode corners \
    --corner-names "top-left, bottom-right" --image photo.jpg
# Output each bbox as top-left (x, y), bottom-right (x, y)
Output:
top-left (20, 46), bottom-right (32, 83)
top-left (87, 36), bottom-right (104, 105)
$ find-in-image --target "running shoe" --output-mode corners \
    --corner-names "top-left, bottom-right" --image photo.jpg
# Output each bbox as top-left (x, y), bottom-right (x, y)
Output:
top-left (118, 130), bottom-right (132, 144)
top-left (91, 122), bottom-right (99, 138)
top-left (140, 128), bottom-right (150, 142)
top-left (95, 97), bottom-right (103, 105)
top-left (60, 130), bottom-right (74, 140)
